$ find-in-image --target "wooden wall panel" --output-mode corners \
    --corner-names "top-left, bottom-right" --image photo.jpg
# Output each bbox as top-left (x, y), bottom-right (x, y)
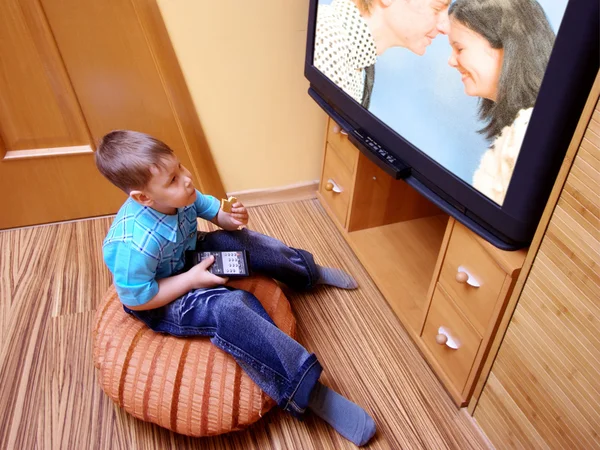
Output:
top-left (474, 96), bottom-right (600, 449)
top-left (39, 0), bottom-right (225, 198)
top-left (0, 0), bottom-right (226, 229)
top-left (0, 0), bottom-right (89, 151)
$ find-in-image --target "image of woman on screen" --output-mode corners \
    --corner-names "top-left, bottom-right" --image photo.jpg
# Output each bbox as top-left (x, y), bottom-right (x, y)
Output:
top-left (447, 0), bottom-right (555, 205)
top-left (314, 0), bottom-right (450, 109)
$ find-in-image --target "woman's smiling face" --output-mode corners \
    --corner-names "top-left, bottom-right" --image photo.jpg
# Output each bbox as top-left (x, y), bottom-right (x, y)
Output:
top-left (448, 19), bottom-right (504, 101)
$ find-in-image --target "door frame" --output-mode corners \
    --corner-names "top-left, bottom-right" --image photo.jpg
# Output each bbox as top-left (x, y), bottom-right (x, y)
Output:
top-left (122, 1), bottom-right (225, 199)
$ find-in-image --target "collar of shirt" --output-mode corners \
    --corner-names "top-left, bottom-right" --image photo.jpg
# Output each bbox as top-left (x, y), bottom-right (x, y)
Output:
top-left (128, 198), bottom-right (180, 243)
top-left (335, 0), bottom-right (377, 69)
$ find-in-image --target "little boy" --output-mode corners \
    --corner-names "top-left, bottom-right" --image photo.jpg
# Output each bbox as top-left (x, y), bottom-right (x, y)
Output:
top-left (96, 130), bottom-right (376, 446)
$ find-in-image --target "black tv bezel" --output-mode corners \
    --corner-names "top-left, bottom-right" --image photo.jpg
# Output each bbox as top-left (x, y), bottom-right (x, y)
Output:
top-left (304, 0), bottom-right (599, 250)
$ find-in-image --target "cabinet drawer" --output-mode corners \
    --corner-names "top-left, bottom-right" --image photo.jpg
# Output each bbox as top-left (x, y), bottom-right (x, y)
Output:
top-left (326, 119), bottom-right (359, 175)
top-left (439, 222), bottom-right (507, 335)
top-left (320, 144), bottom-right (355, 227)
top-left (422, 284), bottom-right (482, 393)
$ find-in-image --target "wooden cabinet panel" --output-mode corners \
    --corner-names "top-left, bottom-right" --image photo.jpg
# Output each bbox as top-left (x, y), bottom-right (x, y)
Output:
top-left (319, 144), bottom-right (354, 227)
top-left (422, 285), bottom-right (482, 393)
top-left (326, 120), bottom-right (358, 175)
top-left (319, 117), bottom-right (528, 407)
top-left (347, 154), bottom-right (442, 232)
top-left (439, 222), bottom-right (507, 335)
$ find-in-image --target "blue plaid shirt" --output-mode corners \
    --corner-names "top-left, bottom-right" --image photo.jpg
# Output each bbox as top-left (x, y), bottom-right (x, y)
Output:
top-left (103, 190), bottom-right (220, 306)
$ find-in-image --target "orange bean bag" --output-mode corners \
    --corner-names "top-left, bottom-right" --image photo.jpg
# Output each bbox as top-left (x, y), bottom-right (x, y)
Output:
top-left (92, 275), bottom-right (296, 437)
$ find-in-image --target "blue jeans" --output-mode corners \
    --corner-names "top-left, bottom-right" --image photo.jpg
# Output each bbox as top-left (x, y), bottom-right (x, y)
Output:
top-left (124, 229), bottom-right (323, 418)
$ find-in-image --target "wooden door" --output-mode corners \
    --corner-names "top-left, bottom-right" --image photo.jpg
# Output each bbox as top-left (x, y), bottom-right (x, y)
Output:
top-left (0, 0), bottom-right (225, 230)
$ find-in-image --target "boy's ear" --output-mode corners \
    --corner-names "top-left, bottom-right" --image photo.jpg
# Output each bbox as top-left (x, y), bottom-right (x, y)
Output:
top-left (130, 190), bottom-right (153, 206)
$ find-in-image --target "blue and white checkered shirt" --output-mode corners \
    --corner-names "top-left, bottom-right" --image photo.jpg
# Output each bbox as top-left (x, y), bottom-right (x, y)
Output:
top-left (103, 190), bottom-right (220, 306)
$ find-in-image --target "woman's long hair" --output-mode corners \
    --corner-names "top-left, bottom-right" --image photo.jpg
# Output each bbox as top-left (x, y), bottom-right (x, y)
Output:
top-left (449, 0), bottom-right (555, 140)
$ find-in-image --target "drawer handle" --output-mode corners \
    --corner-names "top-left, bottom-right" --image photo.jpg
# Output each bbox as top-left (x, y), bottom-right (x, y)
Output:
top-left (436, 326), bottom-right (460, 349)
top-left (456, 265), bottom-right (481, 288)
top-left (325, 179), bottom-right (343, 193)
top-left (331, 122), bottom-right (348, 136)
top-left (435, 334), bottom-right (448, 345)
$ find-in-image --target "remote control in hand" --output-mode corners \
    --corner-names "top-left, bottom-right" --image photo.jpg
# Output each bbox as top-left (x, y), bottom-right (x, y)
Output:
top-left (185, 250), bottom-right (250, 277)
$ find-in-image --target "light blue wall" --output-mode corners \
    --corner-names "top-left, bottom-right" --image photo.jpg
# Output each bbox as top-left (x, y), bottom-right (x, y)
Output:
top-left (317, 0), bottom-right (568, 184)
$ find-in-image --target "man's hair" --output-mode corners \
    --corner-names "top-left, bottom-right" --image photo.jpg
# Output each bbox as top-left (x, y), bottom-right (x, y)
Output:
top-left (449, 0), bottom-right (555, 140)
top-left (95, 130), bottom-right (174, 193)
top-left (355, 0), bottom-right (373, 13)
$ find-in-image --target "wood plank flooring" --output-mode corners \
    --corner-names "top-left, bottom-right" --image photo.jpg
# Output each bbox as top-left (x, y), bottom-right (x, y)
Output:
top-left (0, 200), bottom-right (491, 449)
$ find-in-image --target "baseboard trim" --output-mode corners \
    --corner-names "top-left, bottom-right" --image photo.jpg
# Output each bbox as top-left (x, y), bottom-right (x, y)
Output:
top-left (228, 180), bottom-right (319, 207)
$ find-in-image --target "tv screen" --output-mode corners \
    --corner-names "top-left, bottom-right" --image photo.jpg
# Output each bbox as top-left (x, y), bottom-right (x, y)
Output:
top-left (305, 0), bottom-right (598, 249)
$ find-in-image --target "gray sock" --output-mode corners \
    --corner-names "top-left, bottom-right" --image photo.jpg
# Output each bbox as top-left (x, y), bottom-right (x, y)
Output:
top-left (316, 266), bottom-right (358, 289)
top-left (308, 382), bottom-right (376, 447)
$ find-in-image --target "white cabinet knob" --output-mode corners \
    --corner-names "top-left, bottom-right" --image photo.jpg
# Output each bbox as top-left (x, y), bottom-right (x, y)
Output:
top-left (456, 265), bottom-right (481, 288)
top-left (456, 271), bottom-right (469, 283)
top-left (435, 334), bottom-right (448, 345)
top-left (437, 326), bottom-right (460, 349)
top-left (325, 179), bottom-right (342, 193)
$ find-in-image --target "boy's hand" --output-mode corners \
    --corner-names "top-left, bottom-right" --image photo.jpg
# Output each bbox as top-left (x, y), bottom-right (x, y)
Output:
top-left (230, 201), bottom-right (249, 226)
top-left (214, 200), bottom-right (249, 231)
top-left (186, 255), bottom-right (228, 288)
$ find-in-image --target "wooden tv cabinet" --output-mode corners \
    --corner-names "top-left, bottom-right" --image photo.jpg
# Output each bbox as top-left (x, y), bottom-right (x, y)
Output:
top-left (317, 118), bottom-right (527, 406)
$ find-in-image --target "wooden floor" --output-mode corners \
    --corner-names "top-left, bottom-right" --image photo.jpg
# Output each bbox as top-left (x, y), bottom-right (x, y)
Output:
top-left (0, 200), bottom-right (491, 450)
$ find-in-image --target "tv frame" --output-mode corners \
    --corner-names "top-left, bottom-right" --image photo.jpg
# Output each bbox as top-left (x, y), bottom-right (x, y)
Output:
top-left (304, 0), bottom-right (599, 250)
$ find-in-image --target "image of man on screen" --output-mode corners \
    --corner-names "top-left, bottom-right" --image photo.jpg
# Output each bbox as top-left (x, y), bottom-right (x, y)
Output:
top-left (314, 0), bottom-right (450, 108)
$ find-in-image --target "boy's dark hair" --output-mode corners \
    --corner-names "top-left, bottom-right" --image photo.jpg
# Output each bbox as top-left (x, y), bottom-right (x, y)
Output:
top-left (449, 0), bottom-right (555, 140)
top-left (95, 130), bottom-right (174, 193)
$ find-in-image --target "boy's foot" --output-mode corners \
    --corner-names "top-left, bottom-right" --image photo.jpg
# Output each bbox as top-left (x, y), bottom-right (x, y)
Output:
top-left (308, 382), bottom-right (376, 447)
top-left (316, 266), bottom-right (358, 289)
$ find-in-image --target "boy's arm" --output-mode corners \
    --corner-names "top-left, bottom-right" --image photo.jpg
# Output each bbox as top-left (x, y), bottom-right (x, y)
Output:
top-left (106, 238), bottom-right (225, 311)
top-left (125, 271), bottom-right (193, 311)
top-left (125, 256), bottom-right (226, 311)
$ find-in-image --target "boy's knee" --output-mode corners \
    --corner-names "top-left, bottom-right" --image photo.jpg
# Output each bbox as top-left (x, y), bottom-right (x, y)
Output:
top-left (220, 290), bottom-right (256, 311)
top-left (218, 290), bottom-right (271, 322)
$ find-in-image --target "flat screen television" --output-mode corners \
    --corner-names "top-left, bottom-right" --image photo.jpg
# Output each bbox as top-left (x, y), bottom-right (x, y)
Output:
top-left (304, 0), bottom-right (598, 250)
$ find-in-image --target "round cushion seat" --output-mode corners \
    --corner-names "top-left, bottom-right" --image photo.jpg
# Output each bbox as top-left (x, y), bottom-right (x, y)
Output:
top-left (92, 275), bottom-right (296, 437)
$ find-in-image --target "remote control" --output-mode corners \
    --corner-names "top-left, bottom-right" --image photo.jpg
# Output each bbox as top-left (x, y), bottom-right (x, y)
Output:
top-left (185, 250), bottom-right (250, 277)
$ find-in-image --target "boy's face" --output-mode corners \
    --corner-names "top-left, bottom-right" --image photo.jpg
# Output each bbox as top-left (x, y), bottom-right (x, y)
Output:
top-left (134, 155), bottom-right (197, 214)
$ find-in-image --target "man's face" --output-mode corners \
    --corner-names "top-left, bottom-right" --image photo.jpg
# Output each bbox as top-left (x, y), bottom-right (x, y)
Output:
top-left (385, 0), bottom-right (450, 55)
